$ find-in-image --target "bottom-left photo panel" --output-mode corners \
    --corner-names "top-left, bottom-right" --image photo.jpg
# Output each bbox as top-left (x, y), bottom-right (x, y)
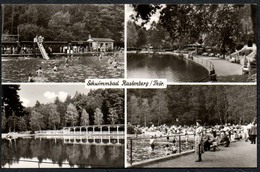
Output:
top-left (1, 84), bottom-right (125, 168)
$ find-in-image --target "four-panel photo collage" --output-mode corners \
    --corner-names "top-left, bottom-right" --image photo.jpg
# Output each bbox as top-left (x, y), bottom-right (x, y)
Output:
top-left (1, 3), bottom-right (257, 169)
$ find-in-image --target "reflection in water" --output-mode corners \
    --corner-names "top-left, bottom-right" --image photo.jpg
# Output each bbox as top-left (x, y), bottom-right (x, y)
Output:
top-left (127, 53), bottom-right (209, 82)
top-left (1, 136), bottom-right (124, 168)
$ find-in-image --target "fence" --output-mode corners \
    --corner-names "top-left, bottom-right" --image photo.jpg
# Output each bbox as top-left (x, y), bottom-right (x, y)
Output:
top-left (173, 52), bottom-right (215, 72)
top-left (1, 34), bottom-right (19, 42)
top-left (127, 134), bottom-right (195, 165)
top-left (192, 56), bottom-right (215, 71)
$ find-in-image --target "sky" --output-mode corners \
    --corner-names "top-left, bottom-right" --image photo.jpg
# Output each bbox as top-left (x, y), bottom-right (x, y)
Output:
top-left (18, 84), bottom-right (91, 107)
top-left (126, 4), bottom-right (166, 30)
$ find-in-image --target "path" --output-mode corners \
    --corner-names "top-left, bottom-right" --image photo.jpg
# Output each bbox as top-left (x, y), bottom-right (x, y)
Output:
top-left (195, 55), bottom-right (242, 76)
top-left (142, 140), bottom-right (257, 168)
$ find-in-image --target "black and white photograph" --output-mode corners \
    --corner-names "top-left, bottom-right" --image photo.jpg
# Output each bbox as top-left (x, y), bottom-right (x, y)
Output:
top-left (126, 85), bottom-right (256, 167)
top-left (1, 85), bottom-right (125, 168)
top-left (127, 4), bottom-right (257, 82)
top-left (0, 1), bottom-right (259, 170)
top-left (1, 4), bottom-right (124, 82)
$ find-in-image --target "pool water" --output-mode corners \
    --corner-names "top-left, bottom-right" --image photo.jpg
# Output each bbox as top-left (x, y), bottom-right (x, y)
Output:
top-left (1, 136), bottom-right (124, 168)
top-left (127, 53), bottom-right (209, 82)
top-left (2, 54), bottom-right (124, 82)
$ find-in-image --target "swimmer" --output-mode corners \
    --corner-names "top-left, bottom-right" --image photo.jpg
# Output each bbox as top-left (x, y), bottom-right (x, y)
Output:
top-left (108, 57), bottom-right (113, 65)
top-left (28, 73), bottom-right (34, 82)
top-left (65, 57), bottom-right (69, 63)
top-left (112, 59), bottom-right (118, 68)
top-left (53, 65), bottom-right (58, 72)
top-left (64, 57), bottom-right (69, 68)
top-left (99, 53), bottom-right (103, 61)
top-left (36, 67), bottom-right (44, 76)
top-left (17, 56), bottom-right (24, 61)
top-left (113, 51), bottom-right (118, 58)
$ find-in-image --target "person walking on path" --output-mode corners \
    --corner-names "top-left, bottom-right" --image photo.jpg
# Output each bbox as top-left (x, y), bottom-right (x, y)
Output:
top-left (150, 136), bottom-right (155, 152)
top-left (194, 120), bottom-right (204, 162)
top-left (242, 124), bottom-right (249, 141)
top-left (250, 122), bottom-right (257, 144)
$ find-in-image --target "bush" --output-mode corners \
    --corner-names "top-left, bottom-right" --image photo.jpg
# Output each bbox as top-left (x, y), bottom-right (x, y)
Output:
top-left (127, 123), bottom-right (142, 134)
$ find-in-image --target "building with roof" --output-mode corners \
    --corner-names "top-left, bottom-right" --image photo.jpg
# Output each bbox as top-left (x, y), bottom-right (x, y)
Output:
top-left (87, 38), bottom-right (114, 51)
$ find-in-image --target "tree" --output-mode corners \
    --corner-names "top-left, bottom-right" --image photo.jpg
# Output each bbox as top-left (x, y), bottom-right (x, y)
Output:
top-left (71, 22), bottom-right (87, 41)
top-left (19, 24), bottom-right (44, 41)
top-left (1, 112), bottom-right (7, 131)
top-left (151, 90), bottom-right (168, 126)
top-left (18, 116), bottom-right (27, 131)
top-left (127, 21), bottom-right (138, 47)
top-left (19, 5), bottom-right (39, 24)
top-left (127, 95), bottom-right (140, 124)
top-left (80, 109), bottom-right (89, 126)
top-left (7, 111), bottom-right (19, 132)
top-left (65, 103), bottom-right (79, 127)
top-left (140, 98), bottom-right (150, 127)
top-left (206, 5), bottom-right (242, 55)
top-left (131, 4), bottom-right (162, 24)
top-left (147, 22), bottom-right (170, 50)
top-left (102, 89), bottom-right (124, 124)
top-left (54, 97), bottom-right (67, 128)
top-left (30, 110), bottom-right (45, 131)
top-left (94, 108), bottom-right (103, 125)
top-left (48, 11), bottom-right (73, 41)
top-left (2, 85), bottom-right (24, 132)
top-left (131, 4), bottom-right (254, 51)
top-left (3, 4), bottom-right (124, 46)
top-left (108, 108), bottom-right (118, 125)
top-left (128, 85), bottom-right (256, 126)
top-left (136, 28), bottom-right (147, 49)
top-left (34, 100), bottom-right (41, 108)
top-left (47, 104), bottom-right (60, 130)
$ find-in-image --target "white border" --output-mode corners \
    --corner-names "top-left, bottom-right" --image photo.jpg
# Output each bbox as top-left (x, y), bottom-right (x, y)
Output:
top-left (1, 3), bottom-right (257, 169)
top-left (124, 4), bottom-right (128, 79)
top-left (124, 4), bottom-right (128, 168)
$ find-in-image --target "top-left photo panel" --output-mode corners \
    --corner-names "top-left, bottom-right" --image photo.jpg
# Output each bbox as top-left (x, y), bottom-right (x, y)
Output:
top-left (1, 4), bottom-right (125, 83)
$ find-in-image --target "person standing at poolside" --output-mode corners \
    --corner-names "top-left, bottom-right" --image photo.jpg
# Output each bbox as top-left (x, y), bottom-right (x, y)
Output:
top-left (33, 36), bottom-right (38, 58)
top-left (28, 73), bottom-right (34, 82)
top-left (250, 122), bottom-right (257, 144)
top-left (150, 136), bottom-right (155, 151)
top-left (194, 120), bottom-right (204, 162)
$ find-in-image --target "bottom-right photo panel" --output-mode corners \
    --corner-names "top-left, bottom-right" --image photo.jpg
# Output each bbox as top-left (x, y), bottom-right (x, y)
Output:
top-left (126, 85), bottom-right (256, 168)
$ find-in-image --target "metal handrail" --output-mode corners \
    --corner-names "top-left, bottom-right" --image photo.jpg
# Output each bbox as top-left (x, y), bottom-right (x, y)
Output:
top-left (128, 134), bottom-right (195, 165)
top-left (192, 56), bottom-right (215, 71)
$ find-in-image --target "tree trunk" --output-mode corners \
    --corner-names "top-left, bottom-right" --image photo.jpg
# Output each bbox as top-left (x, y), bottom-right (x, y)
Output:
top-left (13, 116), bottom-right (16, 132)
top-left (144, 113), bottom-right (147, 127)
top-left (250, 5), bottom-right (256, 42)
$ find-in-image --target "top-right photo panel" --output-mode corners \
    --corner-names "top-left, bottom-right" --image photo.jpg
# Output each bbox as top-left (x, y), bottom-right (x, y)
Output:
top-left (126, 4), bottom-right (257, 83)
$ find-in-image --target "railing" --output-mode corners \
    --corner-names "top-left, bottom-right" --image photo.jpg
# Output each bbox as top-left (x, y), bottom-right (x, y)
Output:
top-left (1, 34), bottom-right (19, 42)
top-left (127, 134), bottom-right (195, 165)
top-left (192, 56), bottom-right (214, 71)
top-left (63, 135), bottom-right (124, 145)
top-left (165, 52), bottom-right (215, 73)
